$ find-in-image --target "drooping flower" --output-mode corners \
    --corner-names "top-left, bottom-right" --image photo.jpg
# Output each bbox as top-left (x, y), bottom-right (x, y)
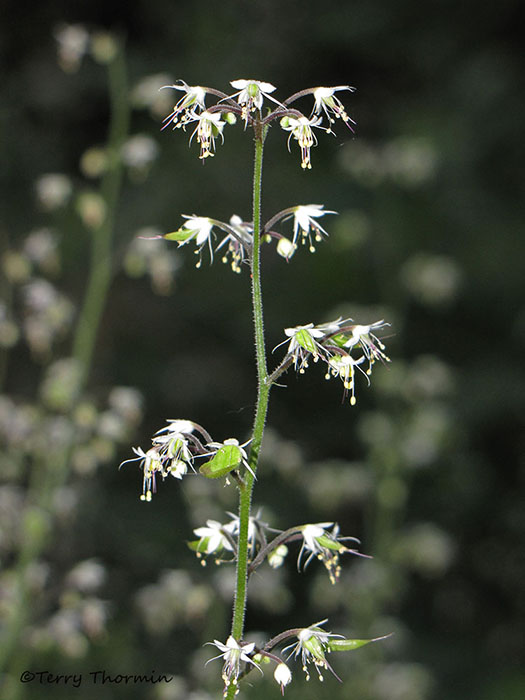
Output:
top-left (342, 320), bottom-right (391, 374)
top-left (325, 353), bottom-right (368, 406)
top-left (223, 510), bottom-right (269, 558)
top-left (161, 81), bottom-right (207, 129)
top-left (298, 523), bottom-right (364, 584)
top-left (274, 662), bottom-right (292, 694)
top-left (152, 425), bottom-right (194, 470)
top-left (119, 418), bottom-right (203, 500)
top-left (276, 236), bottom-right (297, 261)
top-left (286, 204), bottom-right (337, 252)
top-left (216, 214), bottom-right (253, 273)
top-left (193, 520), bottom-right (235, 561)
top-left (281, 115), bottom-right (324, 169)
top-left (207, 636), bottom-right (262, 695)
top-left (283, 620), bottom-right (342, 682)
top-left (276, 324), bottom-right (329, 373)
top-left (229, 79), bottom-right (282, 126)
top-left (165, 215), bottom-right (214, 267)
top-left (119, 446), bottom-right (169, 502)
top-left (312, 86), bottom-right (356, 133)
top-left (188, 110), bottom-right (226, 160)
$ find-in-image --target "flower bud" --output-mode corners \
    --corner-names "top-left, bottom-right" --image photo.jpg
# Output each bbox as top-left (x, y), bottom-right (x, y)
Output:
top-left (274, 662), bottom-right (292, 693)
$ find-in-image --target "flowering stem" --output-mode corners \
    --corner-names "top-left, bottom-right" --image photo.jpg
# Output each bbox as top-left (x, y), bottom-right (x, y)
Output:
top-left (225, 124), bottom-right (270, 700)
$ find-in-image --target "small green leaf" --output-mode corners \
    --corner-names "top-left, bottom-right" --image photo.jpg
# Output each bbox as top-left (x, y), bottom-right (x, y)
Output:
top-left (295, 328), bottom-right (317, 354)
top-left (199, 444), bottom-right (242, 479)
top-left (164, 229), bottom-right (194, 242)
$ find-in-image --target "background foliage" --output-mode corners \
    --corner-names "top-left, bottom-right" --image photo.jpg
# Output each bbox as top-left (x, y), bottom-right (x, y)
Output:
top-left (1, 1), bottom-right (524, 699)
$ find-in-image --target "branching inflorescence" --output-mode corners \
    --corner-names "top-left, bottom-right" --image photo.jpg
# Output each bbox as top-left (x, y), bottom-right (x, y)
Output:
top-left (120, 78), bottom-right (391, 698)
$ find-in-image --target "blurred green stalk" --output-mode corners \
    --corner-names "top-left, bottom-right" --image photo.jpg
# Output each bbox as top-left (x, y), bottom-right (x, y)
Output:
top-left (0, 42), bottom-right (130, 680)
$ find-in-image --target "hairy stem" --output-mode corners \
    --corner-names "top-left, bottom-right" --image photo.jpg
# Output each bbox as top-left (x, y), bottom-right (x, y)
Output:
top-left (225, 124), bottom-right (270, 700)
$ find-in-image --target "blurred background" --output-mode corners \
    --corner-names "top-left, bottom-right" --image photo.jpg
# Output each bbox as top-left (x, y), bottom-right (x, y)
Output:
top-left (1, 0), bottom-right (524, 698)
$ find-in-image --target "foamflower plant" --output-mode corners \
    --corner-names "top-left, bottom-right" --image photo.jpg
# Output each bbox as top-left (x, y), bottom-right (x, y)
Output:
top-left (120, 78), bottom-right (392, 698)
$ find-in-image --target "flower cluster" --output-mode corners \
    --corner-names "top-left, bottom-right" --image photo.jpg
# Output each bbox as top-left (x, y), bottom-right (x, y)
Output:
top-left (158, 203), bottom-right (336, 272)
top-left (161, 79), bottom-right (355, 168)
top-left (277, 318), bottom-right (390, 404)
top-left (163, 214), bottom-right (252, 271)
top-left (119, 421), bottom-right (253, 501)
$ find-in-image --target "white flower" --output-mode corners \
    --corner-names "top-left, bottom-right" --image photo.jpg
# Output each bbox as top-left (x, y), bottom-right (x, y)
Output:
top-left (216, 214), bottom-right (253, 273)
top-left (312, 86), bottom-right (356, 132)
top-left (298, 523), bottom-right (362, 584)
top-left (268, 544), bottom-right (289, 569)
top-left (55, 24), bottom-right (89, 73)
top-left (281, 115), bottom-right (324, 169)
top-left (229, 79), bottom-right (282, 126)
top-left (283, 620), bottom-right (342, 682)
top-left (119, 446), bottom-right (163, 502)
top-left (342, 320), bottom-right (391, 373)
top-left (188, 110), bottom-right (226, 160)
top-left (274, 662), bottom-right (292, 694)
top-left (276, 324), bottom-right (328, 373)
top-left (170, 215), bottom-right (214, 268)
top-left (325, 353), bottom-right (368, 406)
top-left (155, 419), bottom-right (195, 435)
top-left (207, 636), bottom-right (262, 694)
top-left (287, 204), bottom-right (337, 252)
top-left (161, 80), bottom-right (207, 129)
top-left (223, 510), bottom-right (268, 557)
top-left (276, 236), bottom-right (297, 260)
top-left (194, 520), bottom-right (235, 556)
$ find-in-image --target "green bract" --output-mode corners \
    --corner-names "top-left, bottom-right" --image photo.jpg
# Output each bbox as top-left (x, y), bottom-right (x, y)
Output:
top-left (164, 229), bottom-right (194, 242)
top-left (295, 328), bottom-right (319, 354)
top-left (328, 638), bottom-right (380, 652)
top-left (199, 444), bottom-right (243, 479)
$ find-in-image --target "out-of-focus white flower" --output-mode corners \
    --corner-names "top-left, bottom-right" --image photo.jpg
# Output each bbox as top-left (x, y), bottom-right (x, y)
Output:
top-left (36, 174), bottom-right (72, 211)
top-left (55, 24), bottom-right (89, 72)
top-left (193, 520), bottom-right (235, 556)
top-left (121, 134), bottom-right (159, 172)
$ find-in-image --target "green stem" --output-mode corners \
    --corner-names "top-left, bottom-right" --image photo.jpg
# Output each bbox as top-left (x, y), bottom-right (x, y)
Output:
top-left (72, 46), bottom-right (129, 386)
top-left (225, 127), bottom-right (270, 700)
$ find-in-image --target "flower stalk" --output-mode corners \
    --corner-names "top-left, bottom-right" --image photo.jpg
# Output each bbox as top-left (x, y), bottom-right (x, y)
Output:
top-left (229, 123), bottom-right (270, 661)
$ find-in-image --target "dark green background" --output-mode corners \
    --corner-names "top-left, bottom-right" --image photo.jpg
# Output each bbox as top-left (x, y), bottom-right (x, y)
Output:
top-left (1, 1), bottom-right (524, 699)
